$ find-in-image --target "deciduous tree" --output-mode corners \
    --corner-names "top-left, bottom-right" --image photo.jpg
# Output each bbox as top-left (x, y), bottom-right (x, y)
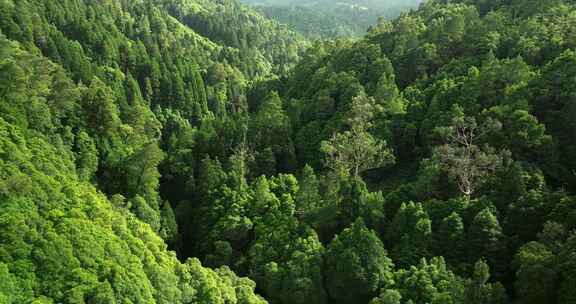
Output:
top-left (321, 94), bottom-right (394, 178)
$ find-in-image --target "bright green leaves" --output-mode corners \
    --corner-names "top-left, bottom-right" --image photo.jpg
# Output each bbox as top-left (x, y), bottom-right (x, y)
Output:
top-left (393, 257), bottom-right (466, 304)
top-left (295, 165), bottom-right (322, 216)
top-left (0, 262), bottom-right (29, 304)
top-left (321, 94), bottom-right (395, 179)
top-left (190, 157), bottom-right (326, 304)
top-left (387, 202), bottom-right (432, 267)
top-left (82, 78), bottom-right (122, 140)
top-left (185, 259), bottom-right (267, 304)
top-left (370, 289), bottom-right (402, 304)
top-left (464, 259), bottom-right (508, 304)
top-left (75, 131), bottom-right (98, 182)
top-left (0, 113), bottom-right (267, 304)
top-left (249, 225), bottom-right (327, 304)
top-left (125, 142), bottom-right (165, 201)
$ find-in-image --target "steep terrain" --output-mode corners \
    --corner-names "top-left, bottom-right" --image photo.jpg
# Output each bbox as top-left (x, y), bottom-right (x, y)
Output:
top-left (0, 0), bottom-right (305, 302)
top-left (1, 0), bottom-right (576, 303)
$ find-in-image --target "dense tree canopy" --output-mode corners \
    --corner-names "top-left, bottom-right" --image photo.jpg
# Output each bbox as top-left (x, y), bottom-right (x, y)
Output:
top-left (241, 0), bottom-right (423, 39)
top-left (1, 0), bottom-right (576, 303)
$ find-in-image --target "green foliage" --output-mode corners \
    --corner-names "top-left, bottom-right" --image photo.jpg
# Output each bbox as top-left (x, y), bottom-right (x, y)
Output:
top-left (0, 0), bottom-right (309, 301)
top-left (2, 0), bottom-right (576, 303)
top-left (467, 208), bottom-right (507, 278)
top-left (435, 212), bottom-right (466, 267)
top-left (265, 1), bottom-right (576, 301)
top-left (386, 202), bottom-right (432, 267)
top-left (432, 108), bottom-right (508, 198)
top-left (160, 201), bottom-right (180, 247)
top-left (242, 0), bottom-right (422, 39)
top-left (370, 289), bottom-right (402, 304)
top-left (250, 91), bottom-right (295, 174)
top-left (325, 219), bottom-right (394, 304)
top-left (125, 142), bottom-right (165, 200)
top-left (393, 257), bottom-right (466, 303)
top-left (75, 131), bottom-right (99, 182)
top-left (531, 49), bottom-right (576, 189)
top-left (320, 94), bottom-right (395, 178)
top-left (0, 115), bottom-right (265, 303)
top-left (464, 259), bottom-right (508, 304)
top-left (513, 241), bottom-right (557, 304)
top-left (295, 165), bottom-right (322, 215)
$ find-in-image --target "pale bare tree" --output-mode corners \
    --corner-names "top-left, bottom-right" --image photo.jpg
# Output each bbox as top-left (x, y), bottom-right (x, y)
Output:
top-left (432, 111), bottom-right (508, 199)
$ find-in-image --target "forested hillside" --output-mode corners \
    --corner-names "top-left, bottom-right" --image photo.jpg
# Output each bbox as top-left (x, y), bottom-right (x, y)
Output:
top-left (240, 0), bottom-right (422, 38)
top-left (1, 0), bottom-right (576, 303)
top-left (0, 0), bottom-right (304, 302)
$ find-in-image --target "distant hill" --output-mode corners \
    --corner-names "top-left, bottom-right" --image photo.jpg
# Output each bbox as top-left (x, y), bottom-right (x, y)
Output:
top-left (240, 0), bottom-right (422, 38)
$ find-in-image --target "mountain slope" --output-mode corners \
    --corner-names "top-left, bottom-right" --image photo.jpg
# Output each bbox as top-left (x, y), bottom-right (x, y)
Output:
top-left (2, 0), bottom-right (576, 303)
top-left (0, 33), bottom-right (267, 303)
top-left (0, 0), bottom-right (308, 302)
top-left (240, 0), bottom-right (423, 38)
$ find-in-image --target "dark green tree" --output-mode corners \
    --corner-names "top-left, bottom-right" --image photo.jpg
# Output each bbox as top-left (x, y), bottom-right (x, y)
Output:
top-left (325, 219), bottom-right (394, 304)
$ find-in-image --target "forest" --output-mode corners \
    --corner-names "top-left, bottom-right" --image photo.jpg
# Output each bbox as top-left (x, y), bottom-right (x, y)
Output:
top-left (240, 0), bottom-right (422, 38)
top-left (0, 0), bottom-right (575, 303)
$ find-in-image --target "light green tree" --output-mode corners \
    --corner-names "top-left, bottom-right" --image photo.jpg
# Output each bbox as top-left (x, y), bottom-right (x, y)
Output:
top-left (321, 94), bottom-right (394, 178)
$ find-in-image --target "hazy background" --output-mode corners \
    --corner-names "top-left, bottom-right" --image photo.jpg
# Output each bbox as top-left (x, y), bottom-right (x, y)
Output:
top-left (240, 0), bottom-right (423, 38)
